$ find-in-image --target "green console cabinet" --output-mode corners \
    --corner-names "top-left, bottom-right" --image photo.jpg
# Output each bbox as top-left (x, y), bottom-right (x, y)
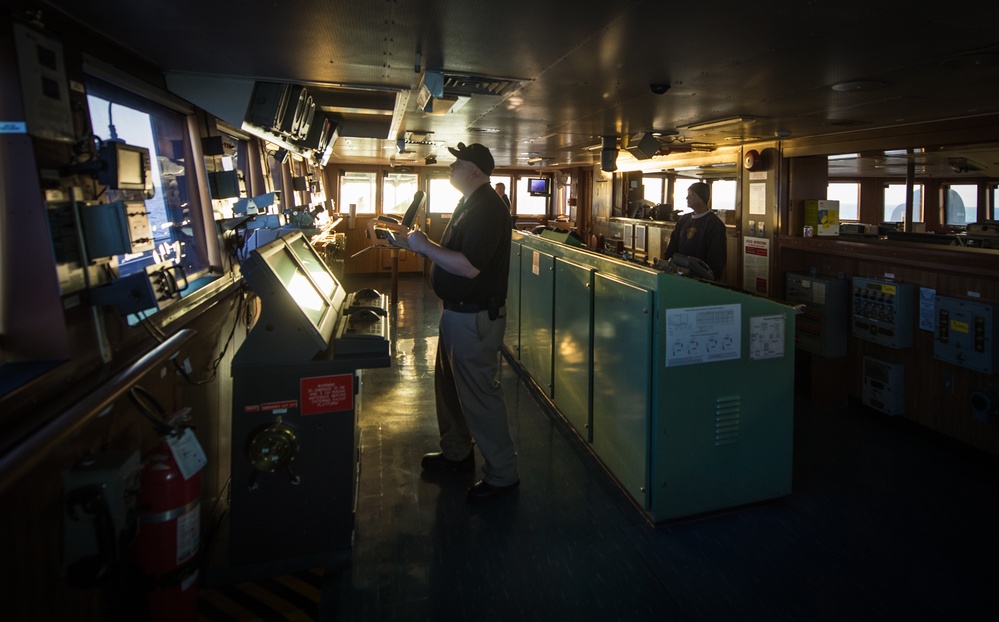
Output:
top-left (507, 232), bottom-right (795, 523)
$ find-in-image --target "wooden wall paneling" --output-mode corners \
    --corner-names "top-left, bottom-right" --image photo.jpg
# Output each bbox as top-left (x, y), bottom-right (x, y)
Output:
top-left (777, 238), bottom-right (999, 457)
top-left (0, 289), bottom-right (243, 619)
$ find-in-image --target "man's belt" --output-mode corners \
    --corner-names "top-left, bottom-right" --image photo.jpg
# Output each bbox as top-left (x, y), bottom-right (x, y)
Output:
top-left (443, 299), bottom-right (505, 320)
top-left (443, 301), bottom-right (485, 313)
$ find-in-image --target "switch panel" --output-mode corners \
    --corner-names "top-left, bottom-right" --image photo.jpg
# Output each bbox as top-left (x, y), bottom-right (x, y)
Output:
top-left (934, 296), bottom-right (997, 374)
top-left (80, 200), bottom-right (154, 257)
top-left (862, 356), bottom-right (905, 415)
top-left (852, 277), bottom-right (914, 348)
top-left (786, 272), bottom-right (849, 358)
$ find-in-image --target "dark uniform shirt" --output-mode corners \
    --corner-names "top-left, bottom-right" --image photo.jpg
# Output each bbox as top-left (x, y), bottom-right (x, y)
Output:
top-left (431, 184), bottom-right (511, 305)
top-left (663, 211), bottom-right (728, 280)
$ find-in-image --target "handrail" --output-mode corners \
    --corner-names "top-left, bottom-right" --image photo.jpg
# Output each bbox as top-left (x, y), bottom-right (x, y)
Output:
top-left (0, 328), bottom-right (197, 494)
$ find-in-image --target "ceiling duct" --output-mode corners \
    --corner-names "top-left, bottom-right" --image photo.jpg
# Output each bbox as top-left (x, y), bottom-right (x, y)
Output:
top-left (417, 70), bottom-right (527, 115)
top-left (600, 136), bottom-right (618, 172)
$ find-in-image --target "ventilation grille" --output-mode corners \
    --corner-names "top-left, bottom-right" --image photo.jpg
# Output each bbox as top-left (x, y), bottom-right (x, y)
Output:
top-left (441, 73), bottom-right (526, 97)
top-left (713, 395), bottom-right (742, 446)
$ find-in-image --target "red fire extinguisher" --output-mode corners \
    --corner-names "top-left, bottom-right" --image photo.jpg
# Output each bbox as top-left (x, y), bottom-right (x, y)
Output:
top-left (130, 387), bottom-right (204, 622)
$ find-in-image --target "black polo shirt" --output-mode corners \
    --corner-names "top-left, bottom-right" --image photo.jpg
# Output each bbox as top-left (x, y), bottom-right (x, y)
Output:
top-left (431, 184), bottom-right (511, 306)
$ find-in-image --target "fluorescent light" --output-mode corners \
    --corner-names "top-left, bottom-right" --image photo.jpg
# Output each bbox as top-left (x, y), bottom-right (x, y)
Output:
top-left (680, 116), bottom-right (756, 131)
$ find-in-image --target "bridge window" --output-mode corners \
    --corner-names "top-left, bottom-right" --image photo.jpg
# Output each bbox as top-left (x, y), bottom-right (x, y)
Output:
top-left (828, 182), bottom-right (860, 221)
top-left (86, 79), bottom-right (211, 283)
top-left (883, 184), bottom-right (924, 222)
top-left (383, 173), bottom-right (419, 217)
top-left (944, 184), bottom-right (978, 226)
top-left (341, 171), bottom-right (376, 215)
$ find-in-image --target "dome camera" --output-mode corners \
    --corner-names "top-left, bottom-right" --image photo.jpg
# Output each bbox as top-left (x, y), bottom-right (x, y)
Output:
top-left (649, 82), bottom-right (671, 95)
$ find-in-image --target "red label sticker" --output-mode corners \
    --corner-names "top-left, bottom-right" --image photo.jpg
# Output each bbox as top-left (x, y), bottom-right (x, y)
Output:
top-left (244, 405), bottom-right (260, 413)
top-left (300, 374), bottom-right (354, 415)
top-left (261, 400), bottom-right (298, 411)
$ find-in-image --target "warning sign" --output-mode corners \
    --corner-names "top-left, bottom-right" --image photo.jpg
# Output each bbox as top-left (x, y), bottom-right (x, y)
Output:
top-left (300, 373), bottom-right (354, 415)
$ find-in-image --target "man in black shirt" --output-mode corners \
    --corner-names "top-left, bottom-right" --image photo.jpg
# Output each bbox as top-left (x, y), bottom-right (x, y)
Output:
top-left (407, 143), bottom-right (519, 502)
top-left (663, 182), bottom-right (727, 280)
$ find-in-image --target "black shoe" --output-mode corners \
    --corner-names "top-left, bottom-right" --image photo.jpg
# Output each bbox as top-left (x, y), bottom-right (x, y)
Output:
top-left (466, 479), bottom-right (520, 502)
top-left (421, 451), bottom-right (475, 474)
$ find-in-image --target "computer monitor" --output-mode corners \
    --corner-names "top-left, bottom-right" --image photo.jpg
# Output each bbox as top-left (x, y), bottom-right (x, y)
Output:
top-left (97, 142), bottom-right (154, 198)
top-left (528, 177), bottom-right (550, 196)
top-left (234, 230), bottom-right (347, 365)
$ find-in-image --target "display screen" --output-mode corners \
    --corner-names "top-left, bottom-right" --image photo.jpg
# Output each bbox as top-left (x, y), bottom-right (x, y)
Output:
top-left (267, 246), bottom-right (328, 328)
top-left (528, 177), bottom-right (549, 195)
top-left (284, 234), bottom-right (340, 301)
top-left (118, 147), bottom-right (144, 186)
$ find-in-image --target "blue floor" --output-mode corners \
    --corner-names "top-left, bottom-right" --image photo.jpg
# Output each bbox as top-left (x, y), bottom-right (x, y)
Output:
top-left (331, 274), bottom-right (999, 621)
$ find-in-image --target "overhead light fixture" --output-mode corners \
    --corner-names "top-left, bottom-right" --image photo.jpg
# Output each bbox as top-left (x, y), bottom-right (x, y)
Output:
top-left (942, 53), bottom-right (999, 70)
top-left (831, 79), bottom-right (887, 92)
top-left (680, 116), bottom-right (756, 131)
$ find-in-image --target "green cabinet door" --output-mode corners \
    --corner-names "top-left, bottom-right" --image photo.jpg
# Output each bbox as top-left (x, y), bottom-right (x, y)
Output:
top-left (519, 247), bottom-right (555, 396)
top-left (592, 273), bottom-right (653, 506)
top-left (553, 258), bottom-right (595, 441)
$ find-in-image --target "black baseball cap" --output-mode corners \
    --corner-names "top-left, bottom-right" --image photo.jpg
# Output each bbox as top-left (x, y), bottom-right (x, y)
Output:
top-left (447, 142), bottom-right (495, 176)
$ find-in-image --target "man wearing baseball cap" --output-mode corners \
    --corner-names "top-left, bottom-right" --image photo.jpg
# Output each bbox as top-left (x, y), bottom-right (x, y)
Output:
top-left (407, 143), bottom-right (520, 502)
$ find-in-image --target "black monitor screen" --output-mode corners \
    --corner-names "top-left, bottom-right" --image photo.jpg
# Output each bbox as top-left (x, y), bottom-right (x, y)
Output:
top-left (528, 178), bottom-right (549, 196)
top-left (268, 246), bottom-right (327, 327)
top-left (98, 142), bottom-right (153, 197)
top-left (284, 233), bottom-right (343, 302)
top-left (236, 230), bottom-right (346, 364)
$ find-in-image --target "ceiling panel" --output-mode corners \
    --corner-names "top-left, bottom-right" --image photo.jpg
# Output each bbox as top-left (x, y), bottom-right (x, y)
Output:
top-left (34, 0), bottom-right (999, 171)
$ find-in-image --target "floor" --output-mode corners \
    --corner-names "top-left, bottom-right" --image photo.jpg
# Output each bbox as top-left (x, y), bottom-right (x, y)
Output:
top-left (202, 273), bottom-right (999, 622)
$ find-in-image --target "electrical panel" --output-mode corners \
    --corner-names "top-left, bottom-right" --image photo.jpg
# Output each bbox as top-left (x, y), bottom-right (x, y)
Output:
top-left (79, 200), bottom-right (153, 258)
top-left (934, 296), bottom-right (998, 374)
top-left (90, 260), bottom-right (186, 315)
top-left (862, 356), bottom-right (905, 415)
top-left (851, 277), bottom-right (914, 348)
top-left (786, 272), bottom-right (849, 357)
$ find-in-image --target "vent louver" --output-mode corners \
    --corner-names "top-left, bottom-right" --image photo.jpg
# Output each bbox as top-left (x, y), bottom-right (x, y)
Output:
top-left (440, 73), bottom-right (525, 97)
top-left (713, 395), bottom-right (742, 446)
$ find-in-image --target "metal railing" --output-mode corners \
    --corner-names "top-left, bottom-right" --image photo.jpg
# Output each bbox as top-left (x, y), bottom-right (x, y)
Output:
top-left (0, 329), bottom-right (197, 494)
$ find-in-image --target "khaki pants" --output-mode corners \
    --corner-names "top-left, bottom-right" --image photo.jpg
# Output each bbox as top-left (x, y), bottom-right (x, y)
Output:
top-left (434, 307), bottom-right (519, 486)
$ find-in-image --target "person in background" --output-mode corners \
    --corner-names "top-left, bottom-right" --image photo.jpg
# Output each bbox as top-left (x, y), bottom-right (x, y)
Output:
top-left (407, 143), bottom-right (520, 503)
top-left (662, 181), bottom-right (727, 280)
top-left (495, 182), bottom-right (515, 228)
